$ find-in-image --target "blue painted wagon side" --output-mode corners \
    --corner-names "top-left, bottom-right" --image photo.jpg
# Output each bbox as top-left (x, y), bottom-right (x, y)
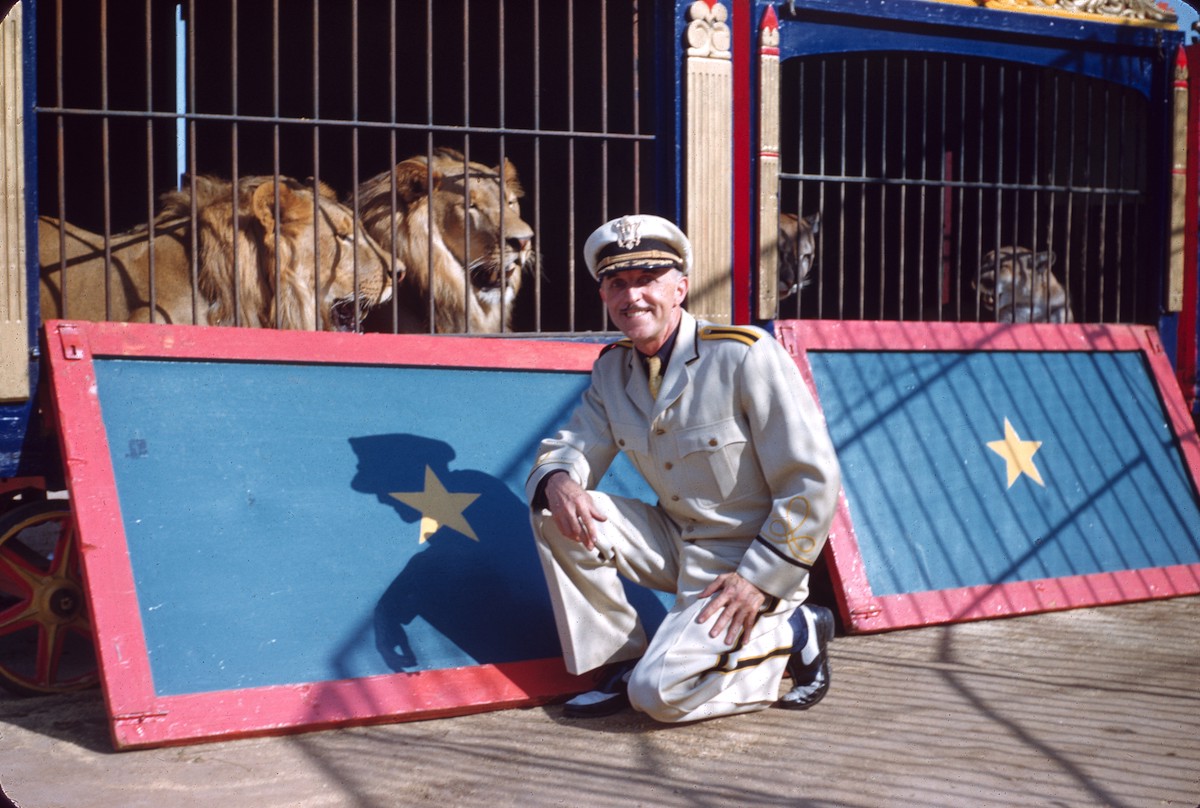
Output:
top-left (775, 0), bottom-right (1175, 93)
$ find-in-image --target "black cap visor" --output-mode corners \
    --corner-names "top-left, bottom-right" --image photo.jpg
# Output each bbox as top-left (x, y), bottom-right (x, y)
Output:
top-left (595, 238), bottom-right (685, 277)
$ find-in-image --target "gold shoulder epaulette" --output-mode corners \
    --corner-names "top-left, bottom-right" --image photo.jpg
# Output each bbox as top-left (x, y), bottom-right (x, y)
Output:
top-left (699, 325), bottom-right (761, 348)
top-left (599, 338), bottom-right (634, 357)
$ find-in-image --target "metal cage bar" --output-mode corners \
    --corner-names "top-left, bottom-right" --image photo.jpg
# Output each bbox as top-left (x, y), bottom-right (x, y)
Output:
top-left (33, 0), bottom-right (655, 338)
top-left (779, 51), bottom-right (1154, 326)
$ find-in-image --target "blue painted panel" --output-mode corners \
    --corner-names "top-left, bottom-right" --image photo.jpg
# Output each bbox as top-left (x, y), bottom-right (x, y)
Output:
top-left (809, 350), bottom-right (1200, 596)
top-left (93, 359), bottom-right (665, 697)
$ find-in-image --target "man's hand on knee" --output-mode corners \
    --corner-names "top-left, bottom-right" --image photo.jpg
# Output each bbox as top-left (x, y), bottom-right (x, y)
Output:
top-left (697, 572), bottom-right (768, 646)
top-left (544, 471), bottom-right (608, 552)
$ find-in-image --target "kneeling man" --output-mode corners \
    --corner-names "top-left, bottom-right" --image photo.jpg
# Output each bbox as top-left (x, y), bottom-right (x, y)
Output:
top-left (527, 214), bottom-right (842, 722)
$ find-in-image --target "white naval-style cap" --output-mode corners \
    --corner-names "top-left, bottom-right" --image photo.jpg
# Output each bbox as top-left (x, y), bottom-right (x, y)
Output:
top-left (583, 214), bottom-right (693, 281)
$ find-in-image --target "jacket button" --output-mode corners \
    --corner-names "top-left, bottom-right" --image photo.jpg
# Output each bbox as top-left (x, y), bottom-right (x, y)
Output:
top-left (708, 438), bottom-right (718, 446)
top-left (656, 428), bottom-right (666, 435)
top-left (671, 495), bottom-right (680, 501)
top-left (618, 439), bottom-right (625, 447)
top-left (664, 462), bottom-right (673, 470)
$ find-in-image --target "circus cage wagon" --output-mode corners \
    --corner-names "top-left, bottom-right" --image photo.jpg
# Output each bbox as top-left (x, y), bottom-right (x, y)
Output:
top-left (0, 0), bottom-right (1196, 700)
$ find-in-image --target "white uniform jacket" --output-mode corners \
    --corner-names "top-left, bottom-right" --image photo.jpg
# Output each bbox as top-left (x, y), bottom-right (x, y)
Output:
top-left (526, 310), bottom-right (841, 600)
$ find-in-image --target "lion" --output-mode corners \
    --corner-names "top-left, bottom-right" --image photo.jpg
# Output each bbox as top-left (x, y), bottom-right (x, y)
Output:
top-left (355, 147), bottom-right (534, 334)
top-left (974, 246), bottom-right (1074, 324)
top-left (779, 212), bottom-right (820, 300)
top-left (39, 174), bottom-right (398, 331)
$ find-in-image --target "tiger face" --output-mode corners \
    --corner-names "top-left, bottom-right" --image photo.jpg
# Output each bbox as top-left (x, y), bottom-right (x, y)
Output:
top-left (779, 212), bottom-right (820, 299)
top-left (975, 246), bottom-right (1074, 324)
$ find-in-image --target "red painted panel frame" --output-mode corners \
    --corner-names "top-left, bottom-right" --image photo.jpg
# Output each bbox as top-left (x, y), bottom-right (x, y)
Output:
top-left (775, 320), bottom-right (1200, 634)
top-left (43, 320), bottom-right (598, 750)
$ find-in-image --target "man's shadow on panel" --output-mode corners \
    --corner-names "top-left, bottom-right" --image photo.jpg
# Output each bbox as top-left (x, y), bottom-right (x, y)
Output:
top-left (349, 433), bottom-right (562, 671)
top-left (350, 433), bottom-right (667, 673)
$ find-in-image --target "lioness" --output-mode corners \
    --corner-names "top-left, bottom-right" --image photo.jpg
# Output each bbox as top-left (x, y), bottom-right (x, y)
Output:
top-left (355, 147), bottom-right (534, 333)
top-left (779, 212), bottom-right (820, 299)
top-left (40, 174), bottom-right (398, 331)
top-left (974, 246), bottom-right (1074, 324)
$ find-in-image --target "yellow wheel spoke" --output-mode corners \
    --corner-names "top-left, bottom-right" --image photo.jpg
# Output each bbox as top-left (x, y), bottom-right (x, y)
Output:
top-left (35, 620), bottom-right (63, 688)
top-left (45, 515), bottom-right (76, 580)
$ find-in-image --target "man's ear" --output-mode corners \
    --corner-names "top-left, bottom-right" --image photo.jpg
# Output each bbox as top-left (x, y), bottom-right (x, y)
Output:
top-left (676, 274), bottom-right (690, 303)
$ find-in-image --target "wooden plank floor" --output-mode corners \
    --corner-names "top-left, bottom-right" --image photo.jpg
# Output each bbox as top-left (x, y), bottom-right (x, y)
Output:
top-left (2, 595), bottom-right (1196, 808)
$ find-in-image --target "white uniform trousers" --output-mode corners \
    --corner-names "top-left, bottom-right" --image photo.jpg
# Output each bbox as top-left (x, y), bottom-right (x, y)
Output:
top-left (531, 491), bottom-right (804, 723)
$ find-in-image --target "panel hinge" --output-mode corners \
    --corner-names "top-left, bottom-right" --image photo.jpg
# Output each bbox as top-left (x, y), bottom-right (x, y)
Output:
top-left (57, 323), bottom-right (86, 360)
top-left (849, 605), bottom-right (882, 619)
top-left (113, 710), bottom-right (169, 722)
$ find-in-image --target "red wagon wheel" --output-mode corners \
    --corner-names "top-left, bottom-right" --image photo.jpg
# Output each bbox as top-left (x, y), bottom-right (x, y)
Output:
top-left (0, 499), bottom-right (98, 696)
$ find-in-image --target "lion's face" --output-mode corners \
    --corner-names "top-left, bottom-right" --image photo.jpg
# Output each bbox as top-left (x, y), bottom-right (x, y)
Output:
top-left (244, 177), bottom-right (397, 331)
top-left (356, 147), bottom-right (534, 333)
top-left (429, 154), bottom-right (534, 309)
top-left (974, 246), bottom-right (1072, 324)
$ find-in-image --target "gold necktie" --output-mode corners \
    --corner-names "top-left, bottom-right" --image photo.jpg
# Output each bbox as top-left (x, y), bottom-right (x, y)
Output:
top-left (647, 355), bottom-right (663, 399)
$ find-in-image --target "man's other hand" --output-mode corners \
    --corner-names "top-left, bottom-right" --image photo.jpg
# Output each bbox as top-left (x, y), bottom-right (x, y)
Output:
top-left (698, 572), bottom-right (768, 646)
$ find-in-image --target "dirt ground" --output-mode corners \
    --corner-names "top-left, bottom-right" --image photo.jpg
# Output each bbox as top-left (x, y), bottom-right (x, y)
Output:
top-left (0, 595), bottom-right (1197, 808)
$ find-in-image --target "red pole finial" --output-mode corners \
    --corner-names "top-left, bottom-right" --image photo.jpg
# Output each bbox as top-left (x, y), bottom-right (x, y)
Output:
top-left (762, 5), bottom-right (779, 31)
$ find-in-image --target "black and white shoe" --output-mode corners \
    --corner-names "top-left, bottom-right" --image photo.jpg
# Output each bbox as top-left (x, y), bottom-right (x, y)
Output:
top-left (563, 659), bottom-right (637, 718)
top-left (778, 603), bottom-right (835, 711)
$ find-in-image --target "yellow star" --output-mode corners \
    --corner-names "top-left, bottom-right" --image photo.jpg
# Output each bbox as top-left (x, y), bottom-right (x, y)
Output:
top-left (986, 418), bottom-right (1045, 489)
top-left (389, 466), bottom-right (481, 543)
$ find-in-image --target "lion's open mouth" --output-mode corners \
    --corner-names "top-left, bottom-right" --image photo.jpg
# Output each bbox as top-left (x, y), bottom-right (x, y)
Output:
top-left (470, 262), bottom-right (518, 291)
top-left (330, 297), bottom-right (364, 332)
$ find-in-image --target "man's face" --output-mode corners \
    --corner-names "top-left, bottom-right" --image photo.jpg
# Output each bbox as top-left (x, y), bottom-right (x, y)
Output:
top-left (599, 267), bottom-right (688, 354)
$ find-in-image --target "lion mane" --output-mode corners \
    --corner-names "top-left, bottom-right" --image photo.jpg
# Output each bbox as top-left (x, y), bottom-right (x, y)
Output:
top-left (39, 174), bottom-right (398, 331)
top-left (355, 147), bottom-right (534, 334)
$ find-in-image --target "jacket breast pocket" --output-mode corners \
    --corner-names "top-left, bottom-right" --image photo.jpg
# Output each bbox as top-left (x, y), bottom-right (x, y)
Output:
top-left (674, 418), bottom-right (749, 507)
top-left (611, 421), bottom-right (649, 458)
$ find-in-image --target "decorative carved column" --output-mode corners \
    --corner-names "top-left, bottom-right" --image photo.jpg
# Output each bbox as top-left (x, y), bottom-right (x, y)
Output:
top-left (756, 7), bottom-right (781, 320)
top-left (0, 2), bottom-right (29, 402)
top-left (685, 0), bottom-right (733, 324)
